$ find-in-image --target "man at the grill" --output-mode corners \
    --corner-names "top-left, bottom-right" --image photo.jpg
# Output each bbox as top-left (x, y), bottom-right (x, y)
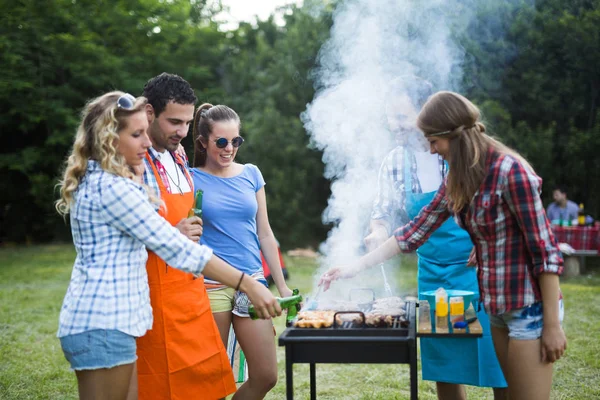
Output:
top-left (364, 76), bottom-right (507, 400)
top-left (323, 91), bottom-right (566, 400)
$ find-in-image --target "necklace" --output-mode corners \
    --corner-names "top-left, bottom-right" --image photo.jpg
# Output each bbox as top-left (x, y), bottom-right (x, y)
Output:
top-left (163, 153), bottom-right (184, 195)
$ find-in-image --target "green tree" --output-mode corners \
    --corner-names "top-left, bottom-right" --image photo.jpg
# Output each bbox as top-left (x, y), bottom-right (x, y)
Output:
top-left (0, 0), bottom-right (226, 243)
top-left (215, 3), bottom-right (335, 248)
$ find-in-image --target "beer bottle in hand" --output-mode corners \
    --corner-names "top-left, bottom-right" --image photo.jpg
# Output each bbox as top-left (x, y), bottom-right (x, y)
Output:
top-left (188, 189), bottom-right (203, 218)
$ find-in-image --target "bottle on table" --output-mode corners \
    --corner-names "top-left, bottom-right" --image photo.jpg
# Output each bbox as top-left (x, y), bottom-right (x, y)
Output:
top-left (578, 203), bottom-right (585, 226)
top-left (449, 296), bottom-right (465, 331)
top-left (435, 289), bottom-right (449, 333)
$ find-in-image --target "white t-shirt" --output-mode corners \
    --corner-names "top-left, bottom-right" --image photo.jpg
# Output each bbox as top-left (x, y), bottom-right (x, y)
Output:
top-left (156, 150), bottom-right (192, 194)
top-left (413, 150), bottom-right (442, 193)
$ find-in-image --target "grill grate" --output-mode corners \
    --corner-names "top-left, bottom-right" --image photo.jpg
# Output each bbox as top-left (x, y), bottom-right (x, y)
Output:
top-left (279, 300), bottom-right (418, 399)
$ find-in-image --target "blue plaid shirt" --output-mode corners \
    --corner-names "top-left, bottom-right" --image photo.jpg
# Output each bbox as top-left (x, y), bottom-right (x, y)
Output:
top-left (371, 146), bottom-right (446, 233)
top-left (58, 161), bottom-right (213, 338)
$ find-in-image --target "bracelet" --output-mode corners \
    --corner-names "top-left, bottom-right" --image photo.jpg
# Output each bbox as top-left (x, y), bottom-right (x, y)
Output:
top-left (235, 272), bottom-right (245, 291)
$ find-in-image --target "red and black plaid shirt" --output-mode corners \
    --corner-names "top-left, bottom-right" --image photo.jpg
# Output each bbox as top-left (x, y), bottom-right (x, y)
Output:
top-left (394, 148), bottom-right (563, 315)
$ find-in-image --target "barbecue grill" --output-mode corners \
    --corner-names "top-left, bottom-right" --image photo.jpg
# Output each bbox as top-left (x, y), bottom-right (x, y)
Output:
top-left (278, 298), bottom-right (418, 400)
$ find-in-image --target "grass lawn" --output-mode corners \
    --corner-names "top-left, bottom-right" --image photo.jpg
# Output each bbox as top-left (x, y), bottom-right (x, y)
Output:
top-left (1, 244), bottom-right (599, 399)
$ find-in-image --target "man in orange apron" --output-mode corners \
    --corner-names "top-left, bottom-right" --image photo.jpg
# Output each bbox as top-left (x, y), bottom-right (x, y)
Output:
top-left (137, 73), bottom-right (236, 399)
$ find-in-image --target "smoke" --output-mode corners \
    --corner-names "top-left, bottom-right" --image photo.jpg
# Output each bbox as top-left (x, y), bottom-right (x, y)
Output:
top-left (301, 0), bottom-right (475, 300)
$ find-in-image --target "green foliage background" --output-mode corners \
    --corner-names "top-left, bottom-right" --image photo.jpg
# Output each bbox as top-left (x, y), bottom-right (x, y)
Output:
top-left (1, 0), bottom-right (599, 248)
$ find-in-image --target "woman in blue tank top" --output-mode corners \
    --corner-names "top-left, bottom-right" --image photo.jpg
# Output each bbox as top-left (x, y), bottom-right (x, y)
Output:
top-left (190, 103), bottom-right (292, 399)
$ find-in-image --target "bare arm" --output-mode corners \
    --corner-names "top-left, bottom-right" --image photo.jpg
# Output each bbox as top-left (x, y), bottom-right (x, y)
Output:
top-left (320, 236), bottom-right (401, 291)
top-left (538, 273), bottom-right (566, 363)
top-left (203, 254), bottom-right (282, 319)
top-left (366, 150), bottom-right (401, 250)
top-left (256, 187), bottom-right (292, 298)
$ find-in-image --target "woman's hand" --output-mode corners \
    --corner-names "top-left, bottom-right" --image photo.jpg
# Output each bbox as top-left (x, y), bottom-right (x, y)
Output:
top-left (278, 285), bottom-right (294, 299)
top-left (175, 143), bottom-right (187, 159)
top-left (244, 279), bottom-right (282, 319)
top-left (319, 264), bottom-right (361, 291)
top-left (467, 247), bottom-right (477, 267)
top-left (541, 324), bottom-right (567, 363)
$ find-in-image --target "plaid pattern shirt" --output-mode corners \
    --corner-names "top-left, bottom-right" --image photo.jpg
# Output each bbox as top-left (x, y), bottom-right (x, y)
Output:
top-left (58, 161), bottom-right (213, 338)
top-left (371, 146), bottom-right (447, 232)
top-left (142, 147), bottom-right (192, 198)
top-left (394, 149), bottom-right (563, 315)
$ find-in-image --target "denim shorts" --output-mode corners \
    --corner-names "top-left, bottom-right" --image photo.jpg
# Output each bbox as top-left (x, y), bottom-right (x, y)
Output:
top-left (60, 329), bottom-right (137, 371)
top-left (207, 272), bottom-right (268, 317)
top-left (488, 300), bottom-right (564, 340)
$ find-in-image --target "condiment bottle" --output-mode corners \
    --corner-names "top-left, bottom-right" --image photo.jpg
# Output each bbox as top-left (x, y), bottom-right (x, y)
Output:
top-left (450, 296), bottom-right (465, 332)
top-left (435, 293), bottom-right (449, 333)
top-left (418, 300), bottom-right (432, 333)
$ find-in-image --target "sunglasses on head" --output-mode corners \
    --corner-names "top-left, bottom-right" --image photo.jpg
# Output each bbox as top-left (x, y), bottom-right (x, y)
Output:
top-left (214, 136), bottom-right (244, 149)
top-left (116, 93), bottom-right (136, 110)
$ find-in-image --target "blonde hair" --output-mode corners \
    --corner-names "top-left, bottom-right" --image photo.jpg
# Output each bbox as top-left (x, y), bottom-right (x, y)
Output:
top-left (55, 91), bottom-right (148, 215)
top-left (417, 91), bottom-right (533, 213)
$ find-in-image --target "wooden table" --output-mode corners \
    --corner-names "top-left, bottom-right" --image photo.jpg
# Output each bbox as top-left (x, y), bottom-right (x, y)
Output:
top-left (552, 225), bottom-right (600, 276)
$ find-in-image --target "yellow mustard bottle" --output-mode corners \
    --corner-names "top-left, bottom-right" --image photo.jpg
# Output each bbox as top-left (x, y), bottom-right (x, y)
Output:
top-left (436, 297), bottom-right (449, 333)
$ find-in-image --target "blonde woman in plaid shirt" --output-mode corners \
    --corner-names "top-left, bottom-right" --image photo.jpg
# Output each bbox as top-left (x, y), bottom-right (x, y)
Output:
top-left (55, 91), bottom-right (281, 400)
top-left (322, 91), bottom-right (566, 400)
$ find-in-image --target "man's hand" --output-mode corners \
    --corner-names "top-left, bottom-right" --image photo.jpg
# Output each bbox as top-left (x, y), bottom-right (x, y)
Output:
top-left (319, 264), bottom-right (361, 291)
top-left (467, 247), bottom-right (477, 267)
top-left (364, 226), bottom-right (389, 252)
top-left (175, 217), bottom-right (203, 242)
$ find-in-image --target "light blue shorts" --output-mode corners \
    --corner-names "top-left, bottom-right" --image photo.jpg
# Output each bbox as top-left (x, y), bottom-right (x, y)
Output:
top-left (60, 329), bottom-right (137, 371)
top-left (488, 300), bottom-right (564, 340)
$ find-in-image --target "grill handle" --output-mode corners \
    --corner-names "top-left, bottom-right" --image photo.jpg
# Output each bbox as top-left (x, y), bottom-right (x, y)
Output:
top-left (333, 311), bottom-right (366, 329)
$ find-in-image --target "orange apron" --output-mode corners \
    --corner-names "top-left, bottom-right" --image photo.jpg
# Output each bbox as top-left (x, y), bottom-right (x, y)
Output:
top-left (137, 153), bottom-right (236, 400)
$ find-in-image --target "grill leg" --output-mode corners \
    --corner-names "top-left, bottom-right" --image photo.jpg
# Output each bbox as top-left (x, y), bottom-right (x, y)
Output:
top-left (286, 346), bottom-right (294, 399)
top-left (310, 363), bottom-right (316, 400)
top-left (409, 339), bottom-right (418, 400)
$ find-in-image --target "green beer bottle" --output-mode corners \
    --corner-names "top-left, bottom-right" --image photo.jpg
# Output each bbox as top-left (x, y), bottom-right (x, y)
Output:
top-left (188, 189), bottom-right (203, 218)
top-left (248, 289), bottom-right (302, 325)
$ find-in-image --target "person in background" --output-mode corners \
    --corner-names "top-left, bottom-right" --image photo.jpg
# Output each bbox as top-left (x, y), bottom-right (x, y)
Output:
top-left (190, 103), bottom-right (292, 400)
top-left (323, 91), bottom-right (566, 400)
top-left (546, 185), bottom-right (579, 225)
top-left (135, 73), bottom-right (235, 400)
top-left (364, 77), bottom-right (507, 400)
top-left (55, 91), bottom-right (280, 400)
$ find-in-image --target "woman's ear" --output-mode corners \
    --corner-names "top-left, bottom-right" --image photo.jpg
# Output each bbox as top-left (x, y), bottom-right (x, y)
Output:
top-left (198, 136), bottom-right (207, 149)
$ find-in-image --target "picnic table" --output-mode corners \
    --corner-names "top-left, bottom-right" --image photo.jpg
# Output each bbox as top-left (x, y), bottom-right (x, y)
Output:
top-left (551, 225), bottom-right (600, 276)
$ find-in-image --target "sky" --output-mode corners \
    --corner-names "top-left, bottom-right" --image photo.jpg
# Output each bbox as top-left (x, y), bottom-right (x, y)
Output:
top-left (219, 0), bottom-right (302, 29)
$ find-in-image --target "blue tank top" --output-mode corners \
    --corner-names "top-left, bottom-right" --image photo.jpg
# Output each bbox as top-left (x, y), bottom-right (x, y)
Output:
top-left (190, 164), bottom-right (265, 278)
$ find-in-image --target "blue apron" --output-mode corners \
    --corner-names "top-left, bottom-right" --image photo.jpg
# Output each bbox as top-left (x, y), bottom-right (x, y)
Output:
top-left (404, 152), bottom-right (506, 387)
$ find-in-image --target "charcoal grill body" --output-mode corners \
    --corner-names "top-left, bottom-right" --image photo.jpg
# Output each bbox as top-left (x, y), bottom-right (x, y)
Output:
top-left (278, 301), bottom-right (418, 399)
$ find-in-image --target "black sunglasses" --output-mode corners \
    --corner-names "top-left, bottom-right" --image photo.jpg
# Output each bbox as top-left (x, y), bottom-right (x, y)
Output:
top-left (214, 136), bottom-right (244, 149)
top-left (116, 93), bottom-right (136, 110)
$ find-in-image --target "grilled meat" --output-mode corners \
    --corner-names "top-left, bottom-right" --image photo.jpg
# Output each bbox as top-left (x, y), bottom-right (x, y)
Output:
top-left (295, 311), bottom-right (335, 328)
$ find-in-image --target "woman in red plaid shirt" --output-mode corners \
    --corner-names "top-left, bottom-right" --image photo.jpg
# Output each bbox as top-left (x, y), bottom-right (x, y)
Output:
top-left (321, 91), bottom-right (566, 400)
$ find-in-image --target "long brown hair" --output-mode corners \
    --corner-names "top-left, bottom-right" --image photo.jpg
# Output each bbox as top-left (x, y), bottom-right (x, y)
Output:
top-left (417, 91), bottom-right (533, 212)
top-left (55, 92), bottom-right (147, 215)
top-left (192, 103), bottom-right (241, 167)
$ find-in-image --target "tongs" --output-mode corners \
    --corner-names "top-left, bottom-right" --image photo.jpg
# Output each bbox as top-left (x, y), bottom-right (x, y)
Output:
top-left (306, 285), bottom-right (323, 311)
top-left (379, 263), bottom-right (393, 296)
